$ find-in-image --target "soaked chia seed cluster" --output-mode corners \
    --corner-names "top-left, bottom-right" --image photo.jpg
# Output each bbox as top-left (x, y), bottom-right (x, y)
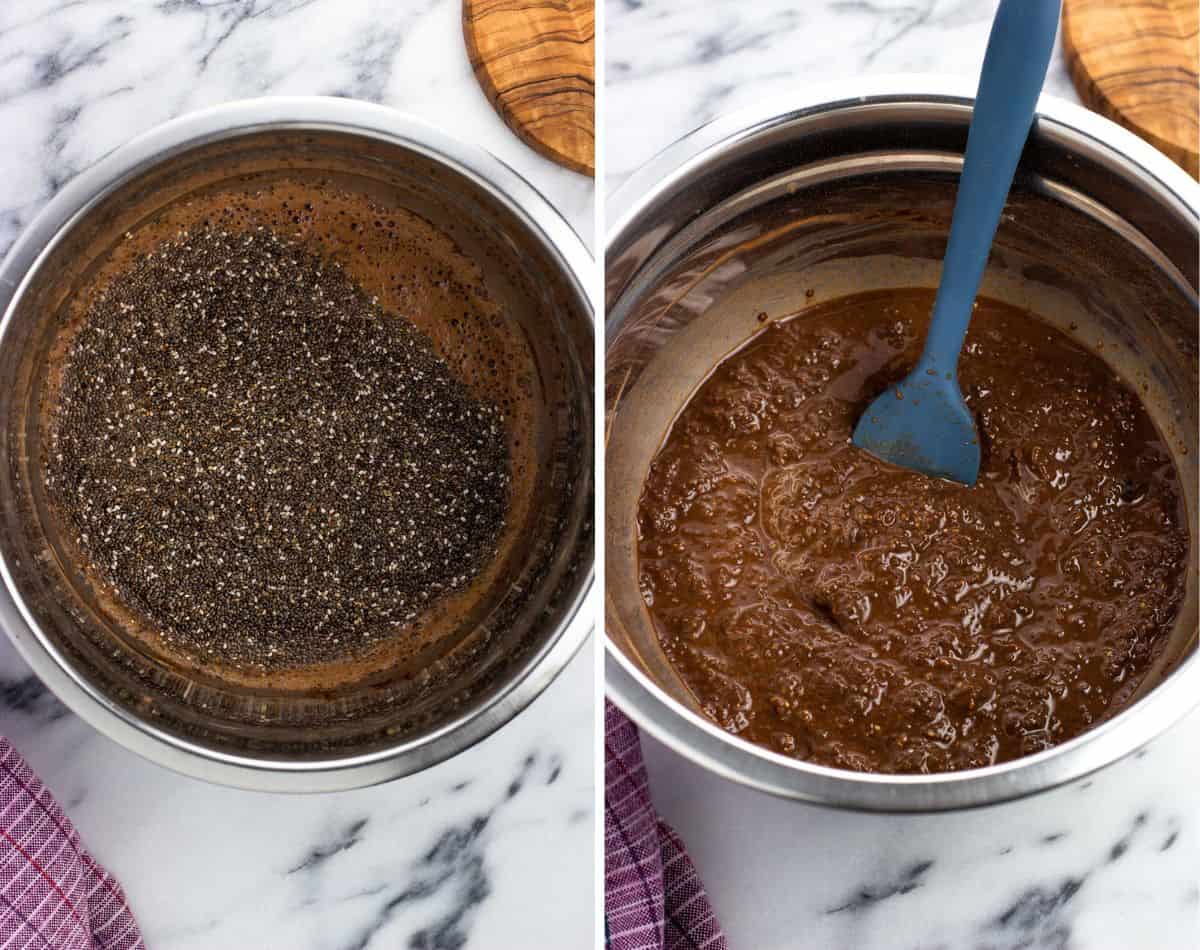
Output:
top-left (47, 227), bottom-right (510, 671)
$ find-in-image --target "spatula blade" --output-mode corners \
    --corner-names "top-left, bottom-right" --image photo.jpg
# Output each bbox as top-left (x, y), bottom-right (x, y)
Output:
top-left (851, 372), bottom-right (981, 486)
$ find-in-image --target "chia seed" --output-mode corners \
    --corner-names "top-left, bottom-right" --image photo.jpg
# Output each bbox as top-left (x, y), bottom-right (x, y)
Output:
top-left (46, 227), bottom-right (510, 672)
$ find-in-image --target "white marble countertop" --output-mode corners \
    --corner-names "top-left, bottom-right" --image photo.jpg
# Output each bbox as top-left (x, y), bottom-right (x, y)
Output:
top-left (606, 1), bottom-right (1200, 948)
top-left (606, 0), bottom-right (1081, 193)
top-left (0, 1), bottom-right (595, 947)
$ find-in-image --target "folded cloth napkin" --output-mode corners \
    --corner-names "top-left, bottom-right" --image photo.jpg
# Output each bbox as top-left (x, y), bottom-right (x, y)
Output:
top-left (0, 738), bottom-right (144, 949)
top-left (605, 701), bottom-right (727, 950)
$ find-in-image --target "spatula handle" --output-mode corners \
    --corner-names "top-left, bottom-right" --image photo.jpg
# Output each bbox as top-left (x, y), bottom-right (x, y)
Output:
top-left (920, 0), bottom-right (1061, 376)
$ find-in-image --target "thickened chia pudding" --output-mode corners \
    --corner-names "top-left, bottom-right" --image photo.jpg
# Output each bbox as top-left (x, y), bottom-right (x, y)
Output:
top-left (636, 288), bottom-right (1189, 774)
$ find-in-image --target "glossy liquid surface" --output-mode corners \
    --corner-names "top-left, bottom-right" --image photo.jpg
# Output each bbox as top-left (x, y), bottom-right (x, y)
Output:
top-left (638, 289), bottom-right (1189, 773)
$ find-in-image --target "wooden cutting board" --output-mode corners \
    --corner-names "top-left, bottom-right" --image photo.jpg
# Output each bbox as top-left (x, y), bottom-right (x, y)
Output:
top-left (1062, 0), bottom-right (1198, 179)
top-left (463, 0), bottom-right (595, 177)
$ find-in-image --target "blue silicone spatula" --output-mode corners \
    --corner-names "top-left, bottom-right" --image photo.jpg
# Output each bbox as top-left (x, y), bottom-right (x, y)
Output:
top-left (851, 0), bottom-right (1061, 486)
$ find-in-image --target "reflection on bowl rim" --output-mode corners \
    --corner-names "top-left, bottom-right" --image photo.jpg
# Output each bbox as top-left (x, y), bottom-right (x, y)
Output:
top-left (605, 75), bottom-right (1199, 812)
top-left (0, 97), bottom-right (595, 792)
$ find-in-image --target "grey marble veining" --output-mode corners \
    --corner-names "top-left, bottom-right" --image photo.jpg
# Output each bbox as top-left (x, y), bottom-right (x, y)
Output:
top-left (643, 708), bottom-right (1200, 950)
top-left (0, 0), bottom-right (593, 258)
top-left (607, 2), bottom-right (1199, 948)
top-left (606, 0), bottom-right (1081, 192)
top-left (0, 628), bottom-right (596, 949)
top-left (0, 2), bottom-right (595, 947)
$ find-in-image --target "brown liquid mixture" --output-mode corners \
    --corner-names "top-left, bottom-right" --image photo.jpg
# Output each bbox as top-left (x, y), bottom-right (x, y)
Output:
top-left (637, 289), bottom-right (1189, 773)
top-left (48, 228), bottom-right (509, 674)
top-left (42, 176), bottom-right (545, 691)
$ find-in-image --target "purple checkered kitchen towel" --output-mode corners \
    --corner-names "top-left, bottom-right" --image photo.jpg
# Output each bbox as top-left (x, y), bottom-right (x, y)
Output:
top-left (605, 701), bottom-right (727, 950)
top-left (0, 737), bottom-right (144, 949)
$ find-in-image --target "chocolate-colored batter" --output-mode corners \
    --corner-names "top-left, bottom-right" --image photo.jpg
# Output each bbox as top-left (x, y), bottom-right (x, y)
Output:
top-left (637, 289), bottom-right (1189, 773)
top-left (41, 175), bottom-right (548, 691)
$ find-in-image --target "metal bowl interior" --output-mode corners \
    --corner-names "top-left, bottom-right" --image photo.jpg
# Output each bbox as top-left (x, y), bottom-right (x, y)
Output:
top-left (606, 82), bottom-right (1198, 811)
top-left (0, 99), bottom-right (593, 791)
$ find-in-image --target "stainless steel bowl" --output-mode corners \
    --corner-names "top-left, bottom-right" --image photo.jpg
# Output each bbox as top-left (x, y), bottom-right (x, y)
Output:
top-left (606, 78), bottom-right (1198, 812)
top-left (0, 97), bottom-right (594, 791)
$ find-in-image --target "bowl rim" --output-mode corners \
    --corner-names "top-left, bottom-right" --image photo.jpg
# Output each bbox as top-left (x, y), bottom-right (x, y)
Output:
top-left (604, 74), bottom-right (1200, 812)
top-left (0, 96), bottom-right (595, 792)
